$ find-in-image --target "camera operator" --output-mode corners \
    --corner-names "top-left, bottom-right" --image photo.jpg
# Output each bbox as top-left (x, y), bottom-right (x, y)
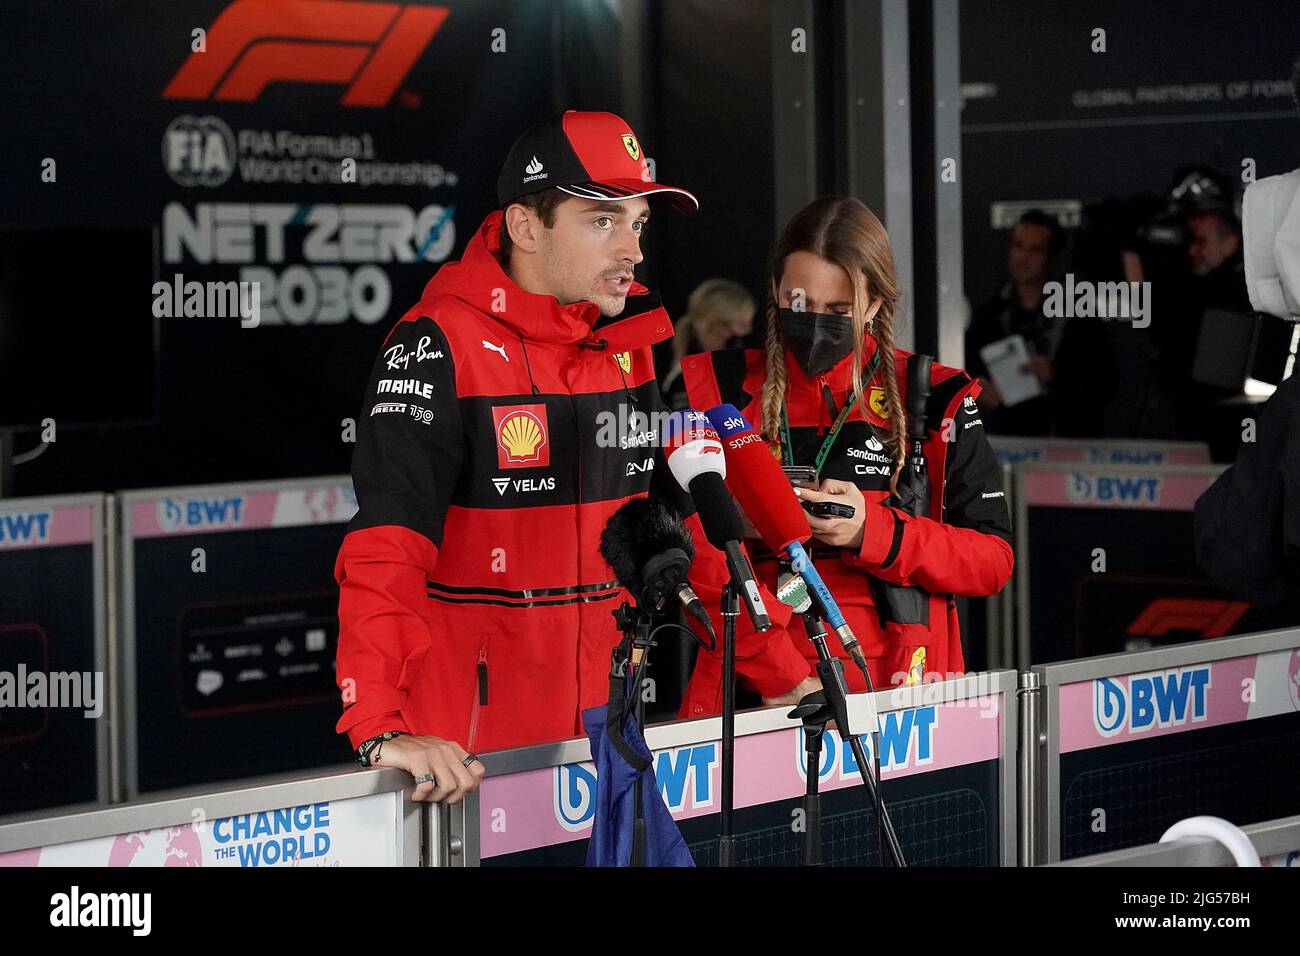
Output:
top-left (1194, 57), bottom-right (1300, 618)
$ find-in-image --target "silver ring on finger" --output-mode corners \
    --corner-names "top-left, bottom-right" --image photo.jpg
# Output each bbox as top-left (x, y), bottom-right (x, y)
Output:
top-left (462, 753), bottom-right (480, 769)
top-left (413, 773), bottom-right (437, 785)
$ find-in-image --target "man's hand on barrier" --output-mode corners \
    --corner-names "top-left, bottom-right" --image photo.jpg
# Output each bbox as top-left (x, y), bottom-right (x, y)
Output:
top-left (377, 734), bottom-right (486, 804)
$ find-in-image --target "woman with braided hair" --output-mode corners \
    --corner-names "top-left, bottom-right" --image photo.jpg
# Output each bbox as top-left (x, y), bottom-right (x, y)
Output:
top-left (677, 196), bottom-right (1014, 713)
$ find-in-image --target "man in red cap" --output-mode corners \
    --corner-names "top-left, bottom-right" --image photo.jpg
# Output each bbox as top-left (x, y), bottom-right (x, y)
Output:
top-left (334, 111), bottom-right (817, 803)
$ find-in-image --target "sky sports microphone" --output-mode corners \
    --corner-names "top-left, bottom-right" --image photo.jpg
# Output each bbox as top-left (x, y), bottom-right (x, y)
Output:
top-left (664, 410), bottom-right (771, 632)
top-left (599, 496), bottom-right (716, 648)
top-left (705, 404), bottom-right (866, 665)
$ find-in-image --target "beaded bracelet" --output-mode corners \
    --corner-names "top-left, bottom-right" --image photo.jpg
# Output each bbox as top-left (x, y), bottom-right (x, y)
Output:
top-left (357, 729), bottom-right (407, 767)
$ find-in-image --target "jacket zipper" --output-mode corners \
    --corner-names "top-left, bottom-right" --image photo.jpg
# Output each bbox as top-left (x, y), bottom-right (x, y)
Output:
top-left (570, 364), bottom-right (584, 732)
top-left (467, 640), bottom-right (488, 751)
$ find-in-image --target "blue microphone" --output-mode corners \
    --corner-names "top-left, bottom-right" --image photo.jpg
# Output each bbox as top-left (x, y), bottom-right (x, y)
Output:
top-left (788, 541), bottom-right (863, 661)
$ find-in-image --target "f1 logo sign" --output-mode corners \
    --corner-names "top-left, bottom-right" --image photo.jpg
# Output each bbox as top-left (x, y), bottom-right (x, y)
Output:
top-left (163, 1), bottom-right (448, 106)
top-left (1126, 598), bottom-right (1250, 639)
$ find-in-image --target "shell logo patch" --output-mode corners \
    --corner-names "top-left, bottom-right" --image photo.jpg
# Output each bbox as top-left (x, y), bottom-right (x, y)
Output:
top-left (493, 404), bottom-right (550, 468)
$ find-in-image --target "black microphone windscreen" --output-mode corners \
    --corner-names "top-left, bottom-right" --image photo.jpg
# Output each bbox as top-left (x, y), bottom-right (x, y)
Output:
top-left (599, 496), bottom-right (696, 594)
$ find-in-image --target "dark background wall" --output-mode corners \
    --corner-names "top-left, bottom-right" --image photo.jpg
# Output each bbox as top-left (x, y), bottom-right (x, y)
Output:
top-left (0, 0), bottom-right (622, 497)
top-left (5, 0), bottom-right (1299, 497)
top-left (1, 0), bottom-right (786, 499)
top-left (960, 0), bottom-right (1300, 307)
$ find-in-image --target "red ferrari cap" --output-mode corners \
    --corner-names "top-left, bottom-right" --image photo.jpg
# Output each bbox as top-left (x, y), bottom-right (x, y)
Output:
top-left (497, 110), bottom-right (699, 213)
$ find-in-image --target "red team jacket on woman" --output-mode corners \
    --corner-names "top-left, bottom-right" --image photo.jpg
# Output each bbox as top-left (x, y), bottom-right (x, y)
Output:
top-left (678, 339), bottom-right (1014, 716)
top-left (334, 212), bottom-right (811, 753)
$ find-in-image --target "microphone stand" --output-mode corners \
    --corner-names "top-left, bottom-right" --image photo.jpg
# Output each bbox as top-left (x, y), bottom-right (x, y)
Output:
top-left (788, 693), bottom-right (832, 866)
top-left (717, 582), bottom-right (739, 867)
top-left (611, 601), bottom-right (658, 867)
top-left (798, 610), bottom-right (907, 867)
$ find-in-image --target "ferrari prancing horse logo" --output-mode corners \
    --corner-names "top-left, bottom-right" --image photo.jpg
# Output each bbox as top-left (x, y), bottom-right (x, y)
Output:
top-left (615, 351), bottom-right (632, 374)
top-left (621, 134), bottom-right (640, 161)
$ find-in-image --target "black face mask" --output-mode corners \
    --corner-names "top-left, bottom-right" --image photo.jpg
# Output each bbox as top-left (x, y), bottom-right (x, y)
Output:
top-left (777, 308), bottom-right (855, 378)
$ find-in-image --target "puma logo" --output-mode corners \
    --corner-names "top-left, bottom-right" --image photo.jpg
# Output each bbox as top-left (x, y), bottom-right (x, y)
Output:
top-left (481, 340), bottom-right (509, 362)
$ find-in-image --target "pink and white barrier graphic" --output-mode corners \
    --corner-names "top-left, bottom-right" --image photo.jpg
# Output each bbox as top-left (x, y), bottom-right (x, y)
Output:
top-left (1058, 648), bottom-right (1300, 754)
top-left (0, 504), bottom-right (95, 551)
top-left (1262, 849), bottom-right (1299, 867)
top-left (129, 483), bottom-right (357, 538)
top-left (0, 791), bottom-right (400, 867)
top-left (1021, 469), bottom-right (1217, 511)
top-left (993, 442), bottom-right (1208, 467)
top-left (479, 695), bottom-right (1004, 859)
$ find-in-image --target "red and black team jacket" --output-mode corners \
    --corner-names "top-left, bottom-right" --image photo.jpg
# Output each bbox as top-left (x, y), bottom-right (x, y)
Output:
top-left (334, 211), bottom-right (812, 753)
top-left (678, 339), bottom-right (1015, 713)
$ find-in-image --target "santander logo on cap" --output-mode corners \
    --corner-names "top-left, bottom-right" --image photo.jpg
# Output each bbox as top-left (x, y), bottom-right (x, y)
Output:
top-left (522, 154), bottom-right (547, 185)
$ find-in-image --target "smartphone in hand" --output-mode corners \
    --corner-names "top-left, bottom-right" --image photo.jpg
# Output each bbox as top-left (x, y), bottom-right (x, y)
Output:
top-left (800, 498), bottom-right (856, 519)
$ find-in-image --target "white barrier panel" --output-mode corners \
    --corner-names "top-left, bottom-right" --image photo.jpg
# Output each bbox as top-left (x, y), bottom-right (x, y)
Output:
top-left (0, 766), bottom-right (418, 868)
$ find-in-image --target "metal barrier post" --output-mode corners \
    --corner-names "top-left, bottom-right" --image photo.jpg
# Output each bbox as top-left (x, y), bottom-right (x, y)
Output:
top-left (1017, 670), bottom-right (1042, 867)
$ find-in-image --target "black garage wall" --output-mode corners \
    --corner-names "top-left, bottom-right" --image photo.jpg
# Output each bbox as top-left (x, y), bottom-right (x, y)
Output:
top-left (959, 0), bottom-right (1300, 308)
top-left (0, 0), bottom-right (624, 497)
top-left (646, 0), bottom-right (777, 337)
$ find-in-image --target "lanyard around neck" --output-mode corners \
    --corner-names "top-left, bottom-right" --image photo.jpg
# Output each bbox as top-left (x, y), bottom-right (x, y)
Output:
top-left (778, 348), bottom-right (883, 476)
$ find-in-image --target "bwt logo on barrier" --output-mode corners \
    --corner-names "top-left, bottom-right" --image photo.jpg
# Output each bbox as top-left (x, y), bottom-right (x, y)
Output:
top-left (797, 707), bottom-right (938, 780)
top-left (163, 1), bottom-right (449, 107)
top-left (0, 511), bottom-right (52, 546)
top-left (1092, 666), bottom-right (1212, 738)
top-left (553, 743), bottom-right (718, 832)
top-left (992, 447), bottom-right (1043, 466)
top-left (1066, 472), bottom-right (1162, 505)
top-left (157, 496), bottom-right (246, 532)
top-left (1085, 449), bottom-right (1167, 465)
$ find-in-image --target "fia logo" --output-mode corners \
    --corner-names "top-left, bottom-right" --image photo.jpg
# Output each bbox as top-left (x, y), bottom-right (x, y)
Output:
top-left (162, 115), bottom-right (235, 187)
